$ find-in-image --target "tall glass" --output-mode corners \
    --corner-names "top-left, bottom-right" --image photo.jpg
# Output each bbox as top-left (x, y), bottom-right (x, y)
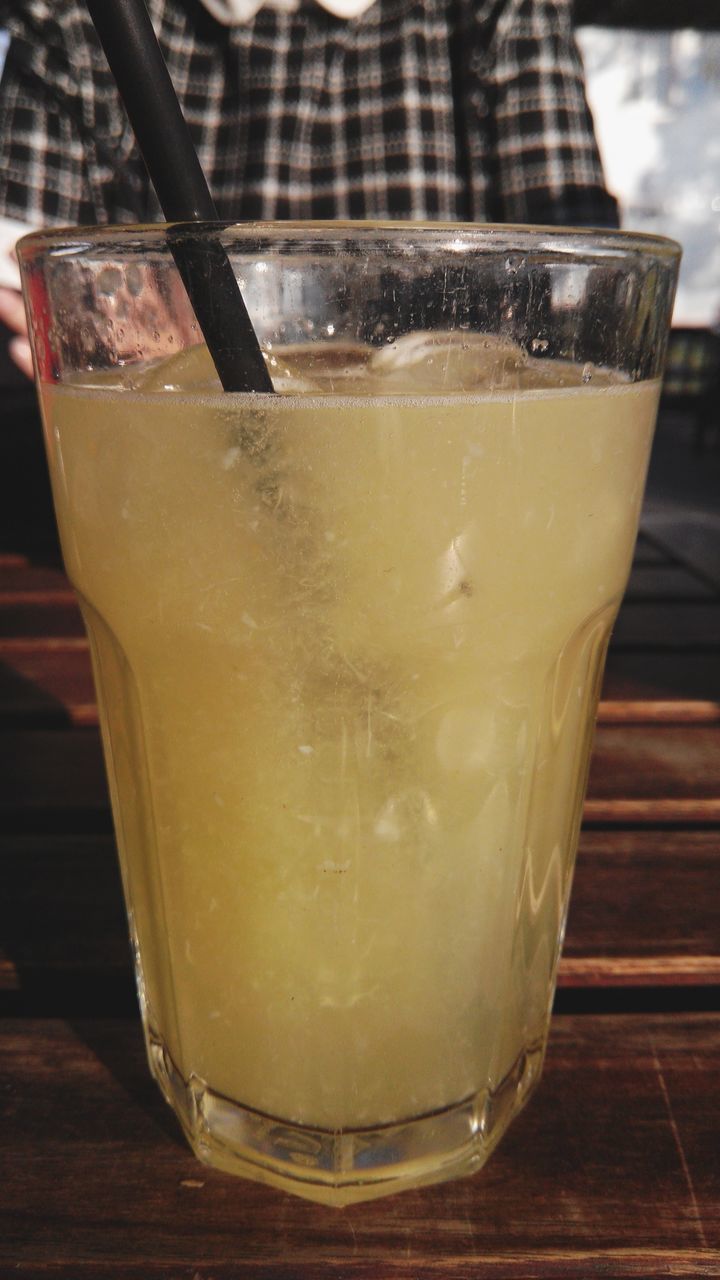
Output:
top-left (18, 224), bottom-right (679, 1204)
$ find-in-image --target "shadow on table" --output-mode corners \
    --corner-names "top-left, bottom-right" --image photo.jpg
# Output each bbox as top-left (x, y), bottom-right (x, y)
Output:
top-left (0, 830), bottom-right (185, 1147)
top-left (0, 661), bottom-right (78, 728)
top-left (68, 1015), bottom-right (188, 1151)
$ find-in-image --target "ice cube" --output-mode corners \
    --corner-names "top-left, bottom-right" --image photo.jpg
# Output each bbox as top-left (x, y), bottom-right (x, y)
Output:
top-left (134, 341), bottom-right (221, 392)
top-left (370, 331), bottom-right (528, 393)
top-left (269, 342), bottom-right (372, 395)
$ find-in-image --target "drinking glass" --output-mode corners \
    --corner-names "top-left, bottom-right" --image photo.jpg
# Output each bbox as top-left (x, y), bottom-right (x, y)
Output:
top-left (18, 223), bottom-right (679, 1204)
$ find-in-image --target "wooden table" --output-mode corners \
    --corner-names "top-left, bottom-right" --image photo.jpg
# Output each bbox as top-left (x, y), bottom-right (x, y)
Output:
top-left (1, 417), bottom-right (719, 1275)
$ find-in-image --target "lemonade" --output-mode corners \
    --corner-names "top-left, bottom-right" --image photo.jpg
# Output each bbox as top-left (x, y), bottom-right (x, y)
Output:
top-left (41, 334), bottom-right (658, 1197)
top-left (19, 218), bottom-right (679, 1205)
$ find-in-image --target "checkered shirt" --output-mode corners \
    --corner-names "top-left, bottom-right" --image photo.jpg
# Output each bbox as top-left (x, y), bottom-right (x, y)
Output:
top-left (0, 0), bottom-right (618, 229)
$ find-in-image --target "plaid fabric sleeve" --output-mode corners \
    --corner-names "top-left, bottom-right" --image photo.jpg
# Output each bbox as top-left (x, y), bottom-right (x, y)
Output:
top-left (0, 0), bottom-right (149, 226)
top-left (472, 0), bottom-right (619, 227)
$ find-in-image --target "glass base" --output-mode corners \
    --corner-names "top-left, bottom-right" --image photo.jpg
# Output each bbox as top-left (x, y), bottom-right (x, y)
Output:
top-left (146, 1028), bottom-right (544, 1205)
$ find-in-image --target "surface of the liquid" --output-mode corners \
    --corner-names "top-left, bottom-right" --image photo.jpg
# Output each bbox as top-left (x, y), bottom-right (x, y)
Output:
top-left (42, 335), bottom-right (659, 1129)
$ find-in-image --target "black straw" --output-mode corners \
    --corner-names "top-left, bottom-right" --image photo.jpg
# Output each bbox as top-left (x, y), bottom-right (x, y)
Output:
top-left (85, 0), bottom-right (274, 393)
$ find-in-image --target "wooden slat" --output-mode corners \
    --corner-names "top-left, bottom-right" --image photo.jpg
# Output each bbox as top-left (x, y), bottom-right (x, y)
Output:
top-left (4, 600), bottom-right (720, 647)
top-left (1, 1015), bottom-right (718, 1274)
top-left (0, 637), bottom-right (89, 651)
top-left (603, 652), bottom-right (720, 702)
top-left (1, 556), bottom-right (718, 729)
top-left (2, 650), bottom-right (720, 728)
top-left (559, 956), bottom-right (720, 985)
top-left (2, 829), bottom-right (717, 1004)
top-left (6, 562), bottom-right (710, 604)
top-left (3, 647), bottom-right (720, 727)
top-left (0, 553), bottom-right (719, 726)
top-left (0, 588), bottom-right (77, 606)
top-left (0, 601), bottom-right (85, 638)
top-left (6, 1256), bottom-right (719, 1279)
top-left (3, 557), bottom-right (720, 645)
top-left (3, 724), bottom-right (717, 831)
top-left (0, 562), bottom-right (73, 594)
top-left (587, 724), bottom-right (720, 802)
top-left (597, 701), bottom-right (720, 725)
top-left (0, 643), bottom-right (96, 726)
top-left (0, 543), bottom-right (687, 581)
top-left (560, 830), bottom-right (720, 986)
top-left (584, 799), bottom-right (720, 825)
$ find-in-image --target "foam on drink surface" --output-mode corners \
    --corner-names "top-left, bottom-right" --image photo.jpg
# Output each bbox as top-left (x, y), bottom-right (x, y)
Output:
top-left (42, 334), bottom-right (659, 1130)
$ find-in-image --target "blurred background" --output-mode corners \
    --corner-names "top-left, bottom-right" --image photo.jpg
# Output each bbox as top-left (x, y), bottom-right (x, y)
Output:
top-left (577, 4), bottom-right (720, 330)
top-left (575, 0), bottom-right (720, 583)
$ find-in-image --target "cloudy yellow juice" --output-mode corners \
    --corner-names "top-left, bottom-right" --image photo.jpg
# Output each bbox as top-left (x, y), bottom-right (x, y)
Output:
top-left (41, 336), bottom-right (657, 1190)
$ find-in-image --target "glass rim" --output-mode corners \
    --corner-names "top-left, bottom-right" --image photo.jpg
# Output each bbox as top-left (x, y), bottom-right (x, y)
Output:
top-left (16, 219), bottom-right (682, 266)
